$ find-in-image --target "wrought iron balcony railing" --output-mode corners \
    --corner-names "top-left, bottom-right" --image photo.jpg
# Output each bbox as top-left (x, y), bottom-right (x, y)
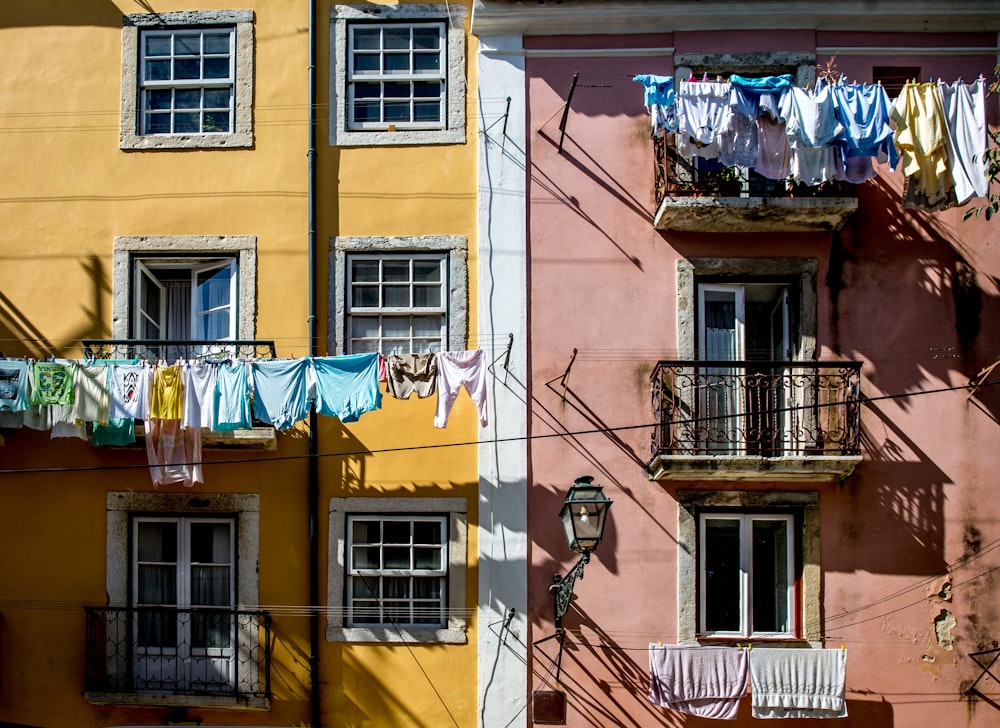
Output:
top-left (653, 134), bottom-right (856, 205)
top-left (85, 606), bottom-right (271, 700)
top-left (82, 339), bottom-right (277, 362)
top-left (650, 361), bottom-right (863, 463)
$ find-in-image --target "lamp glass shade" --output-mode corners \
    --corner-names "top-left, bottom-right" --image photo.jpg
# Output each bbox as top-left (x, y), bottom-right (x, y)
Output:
top-left (558, 478), bottom-right (612, 553)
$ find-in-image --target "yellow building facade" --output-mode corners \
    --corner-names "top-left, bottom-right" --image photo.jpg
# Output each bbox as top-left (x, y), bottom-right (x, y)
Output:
top-left (0, 1), bottom-right (486, 726)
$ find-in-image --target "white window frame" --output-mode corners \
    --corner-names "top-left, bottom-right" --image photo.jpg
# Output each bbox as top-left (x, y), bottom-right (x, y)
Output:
top-left (138, 28), bottom-right (236, 136)
top-left (133, 257), bottom-right (238, 341)
top-left (347, 22), bottom-right (447, 131)
top-left (330, 4), bottom-right (467, 146)
top-left (346, 514), bottom-right (448, 628)
top-left (698, 512), bottom-right (796, 639)
top-left (112, 236), bottom-right (257, 342)
top-left (677, 490), bottom-right (821, 645)
top-left (347, 252), bottom-right (448, 354)
top-left (93, 491), bottom-right (264, 709)
top-left (330, 235), bottom-right (468, 355)
top-left (327, 497), bottom-right (468, 644)
top-left (121, 10), bottom-right (254, 150)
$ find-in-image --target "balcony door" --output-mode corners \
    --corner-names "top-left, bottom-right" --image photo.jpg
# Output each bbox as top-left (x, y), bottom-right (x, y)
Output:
top-left (133, 517), bottom-right (236, 694)
top-left (697, 283), bottom-right (789, 454)
top-left (134, 258), bottom-right (237, 341)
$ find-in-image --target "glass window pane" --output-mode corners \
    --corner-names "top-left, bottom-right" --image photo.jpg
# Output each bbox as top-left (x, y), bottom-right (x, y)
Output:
top-left (413, 547), bottom-right (441, 570)
top-left (413, 520), bottom-right (442, 543)
top-left (203, 33), bottom-right (231, 54)
top-left (383, 28), bottom-right (411, 50)
top-left (145, 36), bottom-right (171, 56)
top-left (196, 265), bottom-right (233, 311)
top-left (174, 58), bottom-right (201, 80)
top-left (381, 317), bottom-right (410, 337)
top-left (413, 82), bottom-right (441, 99)
top-left (412, 259), bottom-right (441, 282)
top-left (203, 112), bottom-right (231, 133)
top-left (382, 260), bottom-right (410, 282)
top-left (146, 90), bottom-right (172, 110)
top-left (175, 89), bottom-right (201, 109)
top-left (383, 520), bottom-right (410, 544)
top-left (413, 53), bottom-right (440, 74)
top-left (353, 54), bottom-right (380, 74)
top-left (190, 522), bottom-right (230, 563)
top-left (203, 88), bottom-right (231, 108)
top-left (195, 310), bottom-right (230, 340)
top-left (138, 607), bottom-right (176, 647)
top-left (351, 600), bottom-right (380, 623)
top-left (352, 576), bottom-right (377, 599)
top-left (351, 317), bottom-right (380, 339)
top-left (412, 27), bottom-right (441, 50)
top-left (413, 102), bottom-right (441, 123)
top-left (353, 100), bottom-right (380, 123)
top-left (144, 59), bottom-right (171, 81)
top-left (351, 259), bottom-right (380, 282)
top-left (383, 285), bottom-right (410, 308)
top-left (138, 522), bottom-right (176, 562)
top-left (352, 546), bottom-right (380, 569)
top-left (384, 102), bottom-right (410, 122)
top-left (382, 339), bottom-right (411, 354)
top-left (383, 547), bottom-right (410, 569)
top-left (138, 564), bottom-right (177, 604)
top-left (412, 315), bottom-right (443, 337)
top-left (383, 577), bottom-right (409, 598)
top-left (174, 34), bottom-right (201, 55)
top-left (352, 28), bottom-right (381, 51)
top-left (191, 565), bottom-right (230, 606)
top-left (174, 112), bottom-right (199, 133)
top-left (145, 113), bottom-right (171, 134)
top-left (413, 576), bottom-right (442, 599)
top-left (752, 519), bottom-right (789, 633)
top-left (384, 83), bottom-right (410, 99)
top-left (204, 58), bottom-right (230, 79)
top-left (383, 53), bottom-right (410, 74)
top-left (352, 286), bottom-right (379, 308)
top-left (352, 519), bottom-right (380, 543)
top-left (413, 286), bottom-right (442, 308)
top-left (704, 518), bottom-right (741, 633)
top-left (351, 339), bottom-right (381, 354)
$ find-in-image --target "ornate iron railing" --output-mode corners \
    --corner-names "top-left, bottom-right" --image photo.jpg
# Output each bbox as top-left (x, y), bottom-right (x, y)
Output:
top-left (653, 134), bottom-right (856, 206)
top-left (82, 339), bottom-right (277, 361)
top-left (650, 361), bottom-right (862, 459)
top-left (85, 606), bottom-right (271, 699)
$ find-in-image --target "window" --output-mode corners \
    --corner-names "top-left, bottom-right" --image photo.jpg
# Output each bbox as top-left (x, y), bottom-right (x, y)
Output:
top-left (330, 235), bottom-right (468, 355)
top-left (347, 515), bottom-right (448, 627)
top-left (112, 236), bottom-right (257, 342)
top-left (90, 492), bottom-right (266, 707)
top-left (328, 497), bottom-right (468, 644)
top-left (121, 11), bottom-right (254, 150)
top-left (677, 491), bottom-right (820, 644)
top-left (347, 253), bottom-right (447, 354)
top-left (330, 5), bottom-right (467, 146)
top-left (133, 517), bottom-right (236, 692)
top-left (699, 513), bottom-right (795, 638)
top-left (873, 66), bottom-right (921, 97)
top-left (348, 23), bottom-right (446, 130)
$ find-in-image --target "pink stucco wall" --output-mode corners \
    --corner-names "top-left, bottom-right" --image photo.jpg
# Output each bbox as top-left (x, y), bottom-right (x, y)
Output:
top-left (524, 29), bottom-right (1000, 728)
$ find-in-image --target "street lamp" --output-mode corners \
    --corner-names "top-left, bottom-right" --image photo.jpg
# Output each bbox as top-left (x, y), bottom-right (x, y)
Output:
top-left (551, 476), bottom-right (613, 632)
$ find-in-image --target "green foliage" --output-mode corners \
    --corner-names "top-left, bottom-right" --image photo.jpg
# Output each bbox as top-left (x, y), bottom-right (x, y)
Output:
top-left (963, 64), bottom-right (1000, 222)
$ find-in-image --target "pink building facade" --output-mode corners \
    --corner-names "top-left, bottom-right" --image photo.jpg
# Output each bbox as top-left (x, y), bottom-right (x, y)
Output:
top-left (474, 2), bottom-right (1000, 726)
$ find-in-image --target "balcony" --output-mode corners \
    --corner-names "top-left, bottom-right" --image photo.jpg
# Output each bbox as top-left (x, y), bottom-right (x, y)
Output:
top-left (82, 339), bottom-right (277, 362)
top-left (649, 360), bottom-right (863, 482)
top-left (84, 606), bottom-right (271, 709)
top-left (652, 135), bottom-right (858, 232)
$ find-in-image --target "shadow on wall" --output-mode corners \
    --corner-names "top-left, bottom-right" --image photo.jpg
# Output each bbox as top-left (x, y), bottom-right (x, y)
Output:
top-left (0, 254), bottom-right (109, 359)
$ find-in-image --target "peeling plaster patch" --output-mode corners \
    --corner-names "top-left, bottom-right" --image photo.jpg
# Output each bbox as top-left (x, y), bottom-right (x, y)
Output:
top-left (937, 581), bottom-right (953, 601)
top-left (921, 654), bottom-right (935, 662)
top-left (934, 609), bottom-right (956, 650)
top-left (926, 576), bottom-right (953, 602)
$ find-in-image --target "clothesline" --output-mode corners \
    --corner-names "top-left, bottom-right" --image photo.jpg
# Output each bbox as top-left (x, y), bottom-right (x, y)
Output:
top-left (0, 351), bottom-right (490, 487)
top-left (634, 72), bottom-right (991, 211)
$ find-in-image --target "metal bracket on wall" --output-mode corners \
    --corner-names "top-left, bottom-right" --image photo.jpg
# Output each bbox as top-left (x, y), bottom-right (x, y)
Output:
top-left (967, 641), bottom-right (1000, 709)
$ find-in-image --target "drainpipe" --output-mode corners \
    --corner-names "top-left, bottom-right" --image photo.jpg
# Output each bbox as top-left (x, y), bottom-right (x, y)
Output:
top-left (307, 0), bottom-right (321, 726)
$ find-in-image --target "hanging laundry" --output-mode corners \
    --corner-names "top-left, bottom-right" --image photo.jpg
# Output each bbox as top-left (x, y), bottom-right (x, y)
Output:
top-left (676, 81), bottom-right (731, 159)
top-left (50, 403), bottom-right (87, 440)
top-left (938, 78), bottom-right (989, 204)
top-left (891, 82), bottom-right (954, 210)
top-left (312, 353), bottom-right (382, 423)
top-left (780, 83), bottom-right (845, 185)
top-left (749, 648), bottom-right (847, 719)
top-left (754, 115), bottom-right (793, 180)
top-left (0, 360), bottom-right (30, 413)
top-left (29, 361), bottom-right (75, 406)
top-left (648, 644), bottom-right (748, 720)
top-left (182, 360), bottom-right (218, 430)
top-left (213, 361), bottom-right (252, 431)
top-left (830, 82), bottom-right (897, 183)
top-left (730, 73), bottom-right (792, 119)
top-left (21, 401), bottom-right (51, 431)
top-left (109, 362), bottom-right (151, 420)
top-left (251, 358), bottom-right (314, 430)
top-left (434, 350), bottom-right (488, 428)
top-left (633, 74), bottom-right (677, 137)
top-left (90, 418), bottom-right (136, 446)
top-left (150, 363), bottom-right (184, 420)
top-left (72, 364), bottom-right (110, 426)
top-left (385, 353), bottom-right (438, 400)
top-left (144, 418), bottom-right (203, 487)
top-left (719, 111), bottom-right (759, 168)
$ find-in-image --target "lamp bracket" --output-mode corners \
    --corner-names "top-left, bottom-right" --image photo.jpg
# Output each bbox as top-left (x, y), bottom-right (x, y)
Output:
top-left (550, 551), bottom-right (591, 630)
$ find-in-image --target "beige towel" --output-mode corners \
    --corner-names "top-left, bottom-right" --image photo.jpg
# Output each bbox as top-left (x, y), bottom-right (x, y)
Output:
top-left (749, 647), bottom-right (847, 719)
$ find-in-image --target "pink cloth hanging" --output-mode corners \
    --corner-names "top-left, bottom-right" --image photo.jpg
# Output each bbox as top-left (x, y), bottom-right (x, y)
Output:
top-left (144, 419), bottom-right (203, 488)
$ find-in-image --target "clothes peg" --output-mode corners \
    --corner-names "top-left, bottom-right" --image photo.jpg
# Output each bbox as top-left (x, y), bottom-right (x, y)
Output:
top-left (841, 644), bottom-right (845, 652)
top-left (702, 72), bottom-right (708, 82)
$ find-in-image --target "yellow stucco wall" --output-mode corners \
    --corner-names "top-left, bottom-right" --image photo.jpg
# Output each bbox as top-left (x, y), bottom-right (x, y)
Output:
top-left (0, 0), bottom-right (480, 726)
